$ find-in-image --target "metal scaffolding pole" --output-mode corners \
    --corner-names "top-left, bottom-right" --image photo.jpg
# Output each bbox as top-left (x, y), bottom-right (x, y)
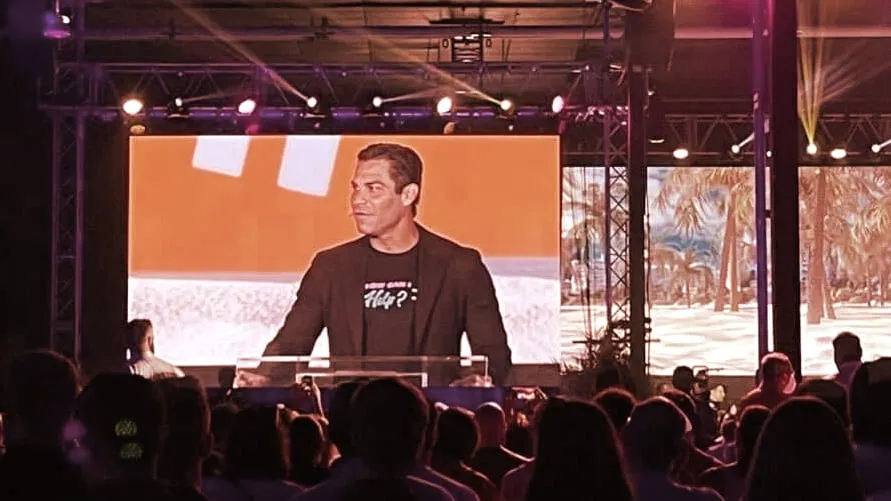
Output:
top-left (752, 0), bottom-right (769, 363)
top-left (770, 0), bottom-right (802, 377)
top-left (626, 65), bottom-right (648, 387)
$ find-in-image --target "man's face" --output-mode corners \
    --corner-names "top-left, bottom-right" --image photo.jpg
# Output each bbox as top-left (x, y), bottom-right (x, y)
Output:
top-left (350, 158), bottom-right (416, 236)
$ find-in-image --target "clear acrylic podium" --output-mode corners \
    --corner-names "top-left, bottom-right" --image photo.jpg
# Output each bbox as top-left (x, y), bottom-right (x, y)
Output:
top-left (235, 355), bottom-right (490, 388)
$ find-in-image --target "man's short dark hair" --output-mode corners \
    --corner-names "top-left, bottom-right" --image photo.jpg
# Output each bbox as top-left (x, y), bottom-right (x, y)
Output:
top-left (833, 332), bottom-right (862, 363)
top-left (760, 352), bottom-right (793, 382)
top-left (127, 319), bottom-right (153, 348)
top-left (736, 405), bottom-right (770, 467)
top-left (328, 380), bottom-right (365, 457)
top-left (357, 143), bottom-right (423, 214)
top-left (671, 366), bottom-right (695, 393)
top-left (622, 397), bottom-right (688, 472)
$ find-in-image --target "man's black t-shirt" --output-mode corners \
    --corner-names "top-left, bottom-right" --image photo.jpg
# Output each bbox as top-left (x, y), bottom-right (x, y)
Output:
top-left (362, 244), bottom-right (419, 356)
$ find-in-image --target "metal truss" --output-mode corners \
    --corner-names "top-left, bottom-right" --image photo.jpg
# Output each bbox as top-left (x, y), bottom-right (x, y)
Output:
top-left (50, 0), bottom-right (87, 364)
top-left (50, 114), bottom-right (84, 362)
top-left (50, 61), bottom-right (589, 110)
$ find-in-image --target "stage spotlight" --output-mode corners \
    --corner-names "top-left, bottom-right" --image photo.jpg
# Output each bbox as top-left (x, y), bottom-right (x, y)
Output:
top-left (551, 95), bottom-right (565, 114)
top-left (872, 144), bottom-right (882, 154)
top-left (236, 98), bottom-right (257, 116)
top-left (122, 98), bottom-right (144, 116)
top-left (830, 147), bottom-right (847, 160)
top-left (436, 96), bottom-right (453, 115)
top-left (499, 99), bottom-right (514, 112)
top-left (673, 147), bottom-right (689, 160)
top-left (371, 96), bottom-right (384, 108)
top-left (43, 11), bottom-right (71, 40)
top-left (306, 96), bottom-right (319, 110)
top-left (806, 143), bottom-right (818, 156)
top-left (166, 96), bottom-right (189, 119)
top-left (730, 144), bottom-right (741, 155)
top-left (647, 94), bottom-right (665, 144)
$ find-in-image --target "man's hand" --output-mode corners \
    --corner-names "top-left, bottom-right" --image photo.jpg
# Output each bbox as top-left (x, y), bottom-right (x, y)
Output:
top-left (235, 370), bottom-right (270, 388)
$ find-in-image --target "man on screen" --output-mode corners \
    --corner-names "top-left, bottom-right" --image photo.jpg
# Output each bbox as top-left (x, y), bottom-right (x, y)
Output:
top-left (261, 142), bottom-right (512, 384)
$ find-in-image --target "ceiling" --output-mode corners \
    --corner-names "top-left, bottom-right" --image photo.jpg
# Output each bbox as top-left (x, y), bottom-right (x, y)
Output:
top-left (62, 0), bottom-right (891, 112)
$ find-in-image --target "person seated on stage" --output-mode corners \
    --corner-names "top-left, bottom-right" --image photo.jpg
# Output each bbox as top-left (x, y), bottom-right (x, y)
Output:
top-left (0, 350), bottom-right (88, 501)
top-left (126, 319), bottom-right (184, 380)
top-left (260, 143), bottom-right (512, 386)
top-left (431, 407), bottom-right (498, 501)
top-left (298, 378), bottom-right (454, 501)
top-left (467, 403), bottom-right (530, 489)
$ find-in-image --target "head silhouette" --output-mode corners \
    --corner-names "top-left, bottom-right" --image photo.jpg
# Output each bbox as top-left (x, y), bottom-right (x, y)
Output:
top-left (526, 397), bottom-right (633, 501)
top-left (594, 387), bottom-right (636, 432)
top-left (155, 376), bottom-right (211, 486)
top-left (6, 350), bottom-right (80, 444)
top-left (224, 406), bottom-right (289, 480)
top-left (832, 331), bottom-right (862, 369)
top-left (433, 407), bottom-right (479, 463)
top-left (351, 378), bottom-right (428, 474)
top-left (327, 380), bottom-right (365, 458)
top-left (289, 414), bottom-right (327, 481)
top-left (795, 378), bottom-right (850, 428)
top-left (622, 396), bottom-right (690, 474)
top-left (742, 397), bottom-right (862, 501)
top-left (734, 405), bottom-right (769, 472)
top-left (850, 358), bottom-right (891, 447)
top-left (72, 373), bottom-right (166, 483)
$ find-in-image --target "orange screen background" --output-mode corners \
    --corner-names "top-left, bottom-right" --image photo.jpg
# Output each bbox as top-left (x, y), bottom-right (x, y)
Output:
top-left (129, 135), bottom-right (560, 274)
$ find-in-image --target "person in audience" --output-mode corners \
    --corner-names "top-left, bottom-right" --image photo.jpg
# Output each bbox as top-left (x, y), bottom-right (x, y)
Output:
top-left (672, 366), bottom-right (717, 449)
top-left (204, 403), bottom-right (239, 477)
top-left (831, 331), bottom-right (862, 390)
top-left (203, 406), bottom-right (303, 501)
top-left (661, 389), bottom-right (724, 486)
top-left (622, 397), bottom-right (723, 501)
top-left (850, 358), bottom-right (891, 497)
top-left (71, 372), bottom-right (191, 500)
top-left (500, 398), bottom-right (551, 501)
top-left (742, 397), bottom-right (863, 501)
top-left (288, 415), bottom-right (329, 487)
top-left (504, 422), bottom-right (533, 458)
top-left (525, 397), bottom-right (634, 501)
top-left (738, 352), bottom-right (794, 411)
top-left (795, 378), bottom-right (850, 429)
top-left (593, 387), bottom-right (636, 432)
top-left (417, 401), bottom-right (480, 501)
top-left (467, 402), bottom-right (530, 489)
top-left (699, 406), bottom-right (769, 501)
top-left (298, 378), bottom-right (454, 501)
top-left (126, 319), bottom-right (185, 380)
top-left (156, 377), bottom-right (212, 500)
top-left (431, 407), bottom-right (498, 501)
top-left (706, 419), bottom-right (737, 464)
top-left (0, 351), bottom-right (87, 501)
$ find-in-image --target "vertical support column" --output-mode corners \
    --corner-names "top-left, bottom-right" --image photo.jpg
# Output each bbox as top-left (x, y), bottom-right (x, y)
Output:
top-left (769, 0), bottom-right (802, 377)
top-left (752, 0), bottom-right (770, 363)
top-left (74, 110), bottom-right (85, 364)
top-left (626, 65), bottom-right (648, 386)
top-left (602, 2), bottom-right (614, 324)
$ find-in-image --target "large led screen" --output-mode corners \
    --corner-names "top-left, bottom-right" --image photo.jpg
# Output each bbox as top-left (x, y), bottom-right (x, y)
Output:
top-left (129, 135), bottom-right (562, 366)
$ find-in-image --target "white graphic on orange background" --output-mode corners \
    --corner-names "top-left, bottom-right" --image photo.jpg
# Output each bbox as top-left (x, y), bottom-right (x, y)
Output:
top-left (192, 135), bottom-right (341, 197)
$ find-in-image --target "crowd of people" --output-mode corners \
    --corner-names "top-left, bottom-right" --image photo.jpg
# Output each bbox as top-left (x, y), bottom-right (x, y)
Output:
top-left (0, 331), bottom-right (890, 501)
